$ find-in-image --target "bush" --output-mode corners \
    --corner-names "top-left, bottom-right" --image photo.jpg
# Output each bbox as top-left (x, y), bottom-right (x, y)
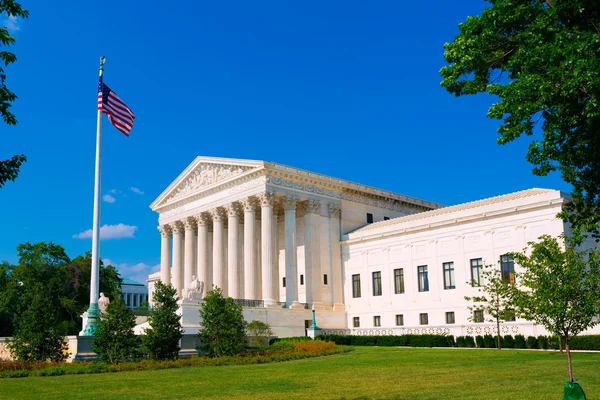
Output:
top-left (93, 297), bottom-right (140, 363)
top-left (569, 335), bottom-right (600, 350)
top-left (526, 336), bottom-right (538, 349)
top-left (503, 335), bottom-right (515, 348)
top-left (514, 335), bottom-right (526, 349)
top-left (492, 336), bottom-right (504, 348)
top-left (199, 288), bottom-right (248, 357)
top-left (318, 334), bottom-right (453, 348)
top-left (142, 282), bottom-right (183, 361)
top-left (548, 336), bottom-right (561, 350)
top-left (456, 336), bottom-right (466, 347)
top-left (537, 335), bottom-right (548, 350)
top-left (483, 334), bottom-right (495, 348)
top-left (464, 336), bottom-right (476, 348)
top-left (247, 320), bottom-right (272, 347)
top-left (475, 335), bottom-right (485, 348)
top-left (269, 336), bottom-right (312, 346)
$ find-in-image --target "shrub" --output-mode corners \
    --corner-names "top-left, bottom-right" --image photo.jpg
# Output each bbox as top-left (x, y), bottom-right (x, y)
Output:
top-left (142, 281), bottom-right (183, 361)
top-left (536, 336), bottom-right (548, 349)
top-left (317, 334), bottom-right (452, 347)
top-left (475, 335), bottom-right (484, 348)
top-left (514, 335), bottom-right (526, 349)
top-left (199, 288), bottom-right (248, 357)
top-left (270, 336), bottom-right (312, 345)
top-left (247, 320), bottom-right (272, 347)
top-left (92, 297), bottom-right (140, 363)
top-left (483, 334), bottom-right (495, 348)
top-left (502, 335), bottom-right (514, 348)
top-left (464, 336), bottom-right (476, 348)
top-left (548, 336), bottom-right (561, 350)
top-left (569, 335), bottom-right (600, 350)
top-left (526, 336), bottom-right (538, 349)
top-left (456, 336), bottom-right (466, 347)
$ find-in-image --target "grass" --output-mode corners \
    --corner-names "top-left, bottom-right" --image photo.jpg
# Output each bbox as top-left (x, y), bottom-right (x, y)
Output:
top-left (2, 347), bottom-right (600, 399)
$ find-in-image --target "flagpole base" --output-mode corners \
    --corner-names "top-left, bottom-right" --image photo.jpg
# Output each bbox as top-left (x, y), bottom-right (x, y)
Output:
top-left (81, 303), bottom-right (100, 336)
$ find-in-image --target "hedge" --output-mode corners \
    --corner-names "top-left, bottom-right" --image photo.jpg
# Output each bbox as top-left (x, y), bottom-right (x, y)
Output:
top-left (318, 334), bottom-right (454, 348)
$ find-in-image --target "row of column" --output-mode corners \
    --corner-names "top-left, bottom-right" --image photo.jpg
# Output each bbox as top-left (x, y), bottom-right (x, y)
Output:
top-left (158, 194), bottom-right (343, 309)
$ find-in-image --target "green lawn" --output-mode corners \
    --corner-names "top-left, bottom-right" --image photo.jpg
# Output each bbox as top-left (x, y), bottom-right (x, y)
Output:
top-left (2, 347), bottom-right (600, 399)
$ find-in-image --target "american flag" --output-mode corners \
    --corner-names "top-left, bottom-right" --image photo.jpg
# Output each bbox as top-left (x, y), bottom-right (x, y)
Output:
top-left (97, 76), bottom-right (135, 136)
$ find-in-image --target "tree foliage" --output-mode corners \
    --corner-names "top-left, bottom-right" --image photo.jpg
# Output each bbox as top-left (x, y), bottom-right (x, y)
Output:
top-left (142, 281), bottom-right (183, 360)
top-left (199, 288), bottom-right (248, 357)
top-left (0, 242), bottom-right (122, 336)
top-left (92, 297), bottom-right (140, 363)
top-left (464, 264), bottom-right (514, 350)
top-left (510, 234), bottom-right (600, 382)
top-left (441, 0), bottom-right (600, 238)
top-left (247, 320), bottom-right (273, 347)
top-left (1, 1), bottom-right (28, 187)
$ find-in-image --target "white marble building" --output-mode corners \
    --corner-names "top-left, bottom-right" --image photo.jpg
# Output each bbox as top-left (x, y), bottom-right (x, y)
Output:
top-left (147, 157), bottom-right (598, 338)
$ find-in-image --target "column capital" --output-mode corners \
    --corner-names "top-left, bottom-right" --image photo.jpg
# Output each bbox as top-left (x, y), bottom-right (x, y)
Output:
top-left (210, 207), bottom-right (226, 222)
top-left (241, 197), bottom-right (257, 213)
top-left (285, 196), bottom-right (298, 211)
top-left (184, 217), bottom-right (196, 230)
top-left (194, 212), bottom-right (210, 226)
top-left (158, 225), bottom-right (171, 237)
top-left (171, 220), bottom-right (184, 233)
top-left (257, 192), bottom-right (276, 207)
top-left (306, 199), bottom-right (321, 215)
top-left (328, 204), bottom-right (341, 219)
top-left (224, 202), bottom-right (242, 218)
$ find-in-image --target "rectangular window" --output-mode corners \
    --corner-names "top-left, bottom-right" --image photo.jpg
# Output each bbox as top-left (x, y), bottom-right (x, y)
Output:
top-left (420, 313), bottom-right (429, 325)
top-left (323, 274), bottom-right (328, 285)
top-left (126, 293), bottom-right (131, 307)
top-left (474, 310), bottom-right (484, 323)
top-left (282, 277), bottom-right (286, 287)
top-left (394, 268), bottom-right (405, 294)
top-left (353, 317), bottom-right (360, 328)
top-left (372, 271), bottom-right (382, 296)
top-left (500, 254), bottom-right (515, 283)
top-left (396, 314), bottom-right (404, 326)
top-left (133, 294), bottom-right (138, 308)
top-left (300, 274), bottom-right (304, 285)
top-left (352, 274), bottom-right (361, 298)
top-left (418, 265), bottom-right (429, 292)
top-left (367, 213), bottom-right (374, 223)
top-left (470, 258), bottom-right (483, 287)
top-left (443, 262), bottom-right (455, 290)
top-left (373, 316), bottom-right (381, 327)
top-left (446, 311), bottom-right (455, 324)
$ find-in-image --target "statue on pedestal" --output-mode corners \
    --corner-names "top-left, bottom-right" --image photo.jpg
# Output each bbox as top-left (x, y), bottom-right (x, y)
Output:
top-left (182, 275), bottom-right (204, 301)
top-left (98, 292), bottom-right (110, 313)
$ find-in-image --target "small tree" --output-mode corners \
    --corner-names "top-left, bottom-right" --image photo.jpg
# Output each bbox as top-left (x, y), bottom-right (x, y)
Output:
top-left (247, 320), bottom-right (272, 347)
top-left (199, 287), bottom-right (247, 357)
top-left (142, 281), bottom-right (183, 360)
top-left (7, 288), bottom-right (68, 362)
top-left (510, 235), bottom-right (600, 383)
top-left (465, 264), bottom-right (513, 350)
top-left (92, 297), bottom-right (139, 363)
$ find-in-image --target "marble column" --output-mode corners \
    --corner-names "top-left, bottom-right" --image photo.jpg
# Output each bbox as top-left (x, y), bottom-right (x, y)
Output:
top-left (329, 204), bottom-right (345, 311)
top-left (158, 225), bottom-right (171, 286)
top-left (226, 203), bottom-right (240, 299)
top-left (196, 213), bottom-right (209, 294)
top-left (171, 221), bottom-right (184, 298)
top-left (243, 199), bottom-right (257, 300)
top-left (285, 196), bottom-right (302, 309)
top-left (211, 208), bottom-right (226, 296)
top-left (184, 218), bottom-right (196, 294)
top-left (259, 192), bottom-right (277, 307)
top-left (304, 200), bottom-right (324, 309)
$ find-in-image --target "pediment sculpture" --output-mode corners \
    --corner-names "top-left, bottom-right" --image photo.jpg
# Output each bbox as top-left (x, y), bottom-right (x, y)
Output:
top-left (167, 164), bottom-right (252, 202)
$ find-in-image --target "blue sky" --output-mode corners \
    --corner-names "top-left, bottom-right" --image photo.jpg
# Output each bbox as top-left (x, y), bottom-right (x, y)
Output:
top-left (0, 1), bottom-right (569, 283)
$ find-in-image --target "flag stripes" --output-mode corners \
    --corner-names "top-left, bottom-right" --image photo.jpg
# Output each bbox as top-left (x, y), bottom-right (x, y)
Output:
top-left (98, 77), bottom-right (135, 136)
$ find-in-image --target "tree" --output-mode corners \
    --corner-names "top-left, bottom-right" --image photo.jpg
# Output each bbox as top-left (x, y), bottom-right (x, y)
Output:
top-left (1, 1), bottom-right (29, 187)
top-left (440, 0), bottom-right (600, 239)
top-left (199, 288), bottom-right (247, 357)
top-left (464, 264), bottom-right (514, 350)
top-left (142, 281), bottom-right (183, 360)
top-left (92, 297), bottom-right (139, 363)
top-left (247, 320), bottom-right (272, 347)
top-left (510, 235), bottom-right (600, 383)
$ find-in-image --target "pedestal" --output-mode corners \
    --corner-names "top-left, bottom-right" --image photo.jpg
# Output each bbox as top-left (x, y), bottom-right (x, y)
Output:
top-left (307, 327), bottom-right (322, 339)
top-left (73, 336), bottom-right (99, 361)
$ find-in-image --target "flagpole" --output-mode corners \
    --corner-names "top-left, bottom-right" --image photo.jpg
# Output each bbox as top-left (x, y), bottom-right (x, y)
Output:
top-left (82, 56), bottom-right (105, 336)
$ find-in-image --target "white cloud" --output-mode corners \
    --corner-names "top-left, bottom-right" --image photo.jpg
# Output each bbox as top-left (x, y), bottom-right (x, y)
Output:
top-left (103, 258), bottom-right (159, 286)
top-left (73, 223), bottom-right (138, 240)
top-left (130, 187), bottom-right (144, 195)
top-left (102, 194), bottom-right (116, 203)
top-left (108, 189), bottom-right (118, 194)
top-left (3, 15), bottom-right (20, 32)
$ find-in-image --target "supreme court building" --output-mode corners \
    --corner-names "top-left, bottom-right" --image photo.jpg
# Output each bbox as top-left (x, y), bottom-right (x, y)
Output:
top-left (147, 156), bottom-right (599, 338)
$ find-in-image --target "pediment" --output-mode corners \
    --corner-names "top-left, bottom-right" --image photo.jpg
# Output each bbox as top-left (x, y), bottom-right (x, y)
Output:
top-left (151, 157), bottom-right (265, 210)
